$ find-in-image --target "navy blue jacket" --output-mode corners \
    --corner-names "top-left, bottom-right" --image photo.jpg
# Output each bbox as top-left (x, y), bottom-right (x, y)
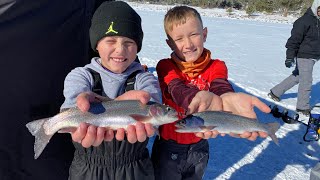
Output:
top-left (286, 8), bottom-right (320, 60)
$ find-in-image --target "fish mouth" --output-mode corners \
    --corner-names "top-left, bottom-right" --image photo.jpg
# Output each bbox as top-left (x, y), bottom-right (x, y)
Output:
top-left (169, 112), bottom-right (178, 118)
top-left (165, 108), bottom-right (178, 119)
top-left (175, 121), bottom-right (186, 129)
top-left (175, 124), bottom-right (185, 129)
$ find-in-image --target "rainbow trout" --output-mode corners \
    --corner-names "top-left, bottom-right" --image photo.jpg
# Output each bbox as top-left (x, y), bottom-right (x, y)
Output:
top-left (175, 111), bottom-right (279, 145)
top-left (26, 100), bottom-right (177, 159)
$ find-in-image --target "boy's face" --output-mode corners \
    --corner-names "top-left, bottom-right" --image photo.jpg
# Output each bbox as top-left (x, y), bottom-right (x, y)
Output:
top-left (318, 7), bottom-right (320, 16)
top-left (96, 36), bottom-right (138, 73)
top-left (166, 16), bottom-right (207, 63)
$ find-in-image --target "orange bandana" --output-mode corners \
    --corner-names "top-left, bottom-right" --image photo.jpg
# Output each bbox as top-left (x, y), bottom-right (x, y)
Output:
top-left (171, 49), bottom-right (211, 78)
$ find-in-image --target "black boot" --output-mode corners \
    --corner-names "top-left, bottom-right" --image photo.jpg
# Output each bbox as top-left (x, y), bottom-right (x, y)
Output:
top-left (268, 91), bottom-right (280, 102)
top-left (296, 109), bottom-right (311, 116)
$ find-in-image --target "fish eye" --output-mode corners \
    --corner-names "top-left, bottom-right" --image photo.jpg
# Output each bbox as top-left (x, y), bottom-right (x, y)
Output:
top-left (166, 107), bottom-right (171, 111)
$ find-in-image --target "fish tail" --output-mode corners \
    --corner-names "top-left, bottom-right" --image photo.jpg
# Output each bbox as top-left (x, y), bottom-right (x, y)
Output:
top-left (26, 118), bottom-right (53, 159)
top-left (266, 122), bottom-right (280, 146)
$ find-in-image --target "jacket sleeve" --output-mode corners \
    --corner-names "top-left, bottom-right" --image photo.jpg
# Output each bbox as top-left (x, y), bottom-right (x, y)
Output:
top-left (208, 60), bottom-right (234, 95)
top-left (168, 79), bottom-right (199, 110)
top-left (156, 59), bottom-right (198, 110)
top-left (156, 59), bottom-right (181, 86)
top-left (167, 60), bottom-right (235, 109)
top-left (135, 72), bottom-right (162, 104)
top-left (285, 17), bottom-right (307, 59)
top-left (61, 68), bottom-right (93, 109)
top-left (0, 0), bottom-right (15, 17)
top-left (209, 78), bottom-right (234, 96)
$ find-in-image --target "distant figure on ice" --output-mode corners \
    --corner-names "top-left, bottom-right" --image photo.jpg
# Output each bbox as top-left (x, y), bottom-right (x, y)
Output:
top-left (268, 0), bottom-right (320, 116)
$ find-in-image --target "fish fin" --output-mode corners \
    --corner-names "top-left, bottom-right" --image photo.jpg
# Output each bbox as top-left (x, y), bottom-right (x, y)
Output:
top-left (26, 118), bottom-right (48, 136)
top-left (26, 118), bottom-right (53, 159)
top-left (58, 127), bottom-right (77, 133)
top-left (200, 126), bottom-right (216, 131)
top-left (99, 95), bottom-right (113, 102)
top-left (266, 122), bottom-right (280, 146)
top-left (129, 114), bottom-right (151, 122)
top-left (33, 132), bottom-right (53, 159)
top-left (154, 127), bottom-right (160, 137)
top-left (146, 101), bottom-right (157, 105)
top-left (60, 108), bottom-right (69, 113)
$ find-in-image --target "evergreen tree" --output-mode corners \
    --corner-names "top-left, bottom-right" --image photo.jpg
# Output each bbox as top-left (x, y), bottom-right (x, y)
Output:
top-left (130, 0), bottom-right (313, 17)
top-left (246, 4), bottom-right (256, 15)
top-left (300, 0), bottom-right (313, 15)
top-left (278, 0), bottom-right (303, 17)
top-left (255, 0), bottom-right (276, 13)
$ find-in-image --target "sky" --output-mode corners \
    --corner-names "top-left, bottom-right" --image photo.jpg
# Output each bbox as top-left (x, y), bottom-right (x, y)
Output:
top-left (126, 1), bottom-right (320, 180)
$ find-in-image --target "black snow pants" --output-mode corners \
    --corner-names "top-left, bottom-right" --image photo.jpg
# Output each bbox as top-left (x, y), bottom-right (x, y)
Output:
top-left (151, 137), bottom-right (209, 180)
top-left (69, 138), bottom-right (154, 180)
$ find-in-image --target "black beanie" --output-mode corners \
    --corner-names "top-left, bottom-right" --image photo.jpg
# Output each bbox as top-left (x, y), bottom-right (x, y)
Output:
top-left (90, 1), bottom-right (143, 52)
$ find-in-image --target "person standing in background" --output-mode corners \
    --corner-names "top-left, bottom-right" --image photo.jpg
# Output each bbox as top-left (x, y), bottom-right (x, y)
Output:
top-left (268, 0), bottom-right (320, 117)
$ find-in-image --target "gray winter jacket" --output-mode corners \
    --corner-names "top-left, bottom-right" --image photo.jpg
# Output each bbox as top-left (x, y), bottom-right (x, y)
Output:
top-left (61, 57), bottom-right (161, 180)
top-left (61, 57), bottom-right (161, 109)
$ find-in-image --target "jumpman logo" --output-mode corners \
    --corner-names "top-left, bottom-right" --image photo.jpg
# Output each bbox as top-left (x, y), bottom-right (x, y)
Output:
top-left (105, 22), bottom-right (118, 35)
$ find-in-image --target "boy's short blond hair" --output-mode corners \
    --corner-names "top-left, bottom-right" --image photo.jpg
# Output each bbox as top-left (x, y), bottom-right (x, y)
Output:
top-left (164, 6), bottom-right (203, 36)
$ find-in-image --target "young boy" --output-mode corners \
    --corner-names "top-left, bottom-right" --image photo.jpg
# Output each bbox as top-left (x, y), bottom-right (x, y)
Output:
top-left (61, 1), bottom-right (161, 180)
top-left (152, 6), bottom-right (270, 180)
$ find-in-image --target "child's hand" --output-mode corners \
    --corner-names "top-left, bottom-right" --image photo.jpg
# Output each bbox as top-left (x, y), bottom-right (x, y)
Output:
top-left (123, 122), bottom-right (155, 143)
top-left (220, 92), bottom-right (271, 141)
top-left (189, 91), bottom-right (223, 139)
top-left (194, 130), bottom-right (222, 139)
top-left (116, 90), bottom-right (151, 104)
top-left (116, 90), bottom-right (155, 143)
top-left (187, 91), bottom-right (223, 114)
top-left (71, 91), bottom-right (154, 147)
top-left (71, 122), bottom-right (112, 148)
top-left (76, 91), bottom-right (109, 112)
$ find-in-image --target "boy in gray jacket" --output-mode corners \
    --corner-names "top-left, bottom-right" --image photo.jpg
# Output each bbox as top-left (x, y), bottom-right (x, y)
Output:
top-left (61, 1), bottom-right (161, 179)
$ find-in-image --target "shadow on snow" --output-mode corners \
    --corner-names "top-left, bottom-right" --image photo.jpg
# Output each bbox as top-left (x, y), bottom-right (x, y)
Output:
top-left (145, 72), bottom-right (320, 180)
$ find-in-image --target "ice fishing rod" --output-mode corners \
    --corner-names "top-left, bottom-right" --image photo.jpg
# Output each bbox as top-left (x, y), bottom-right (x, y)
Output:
top-left (270, 105), bottom-right (320, 142)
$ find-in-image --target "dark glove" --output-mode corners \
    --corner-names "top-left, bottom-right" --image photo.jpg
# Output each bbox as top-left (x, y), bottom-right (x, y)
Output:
top-left (285, 58), bottom-right (295, 68)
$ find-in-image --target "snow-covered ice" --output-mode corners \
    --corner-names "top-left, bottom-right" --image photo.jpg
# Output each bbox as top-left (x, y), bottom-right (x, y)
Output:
top-left (127, 2), bottom-right (320, 179)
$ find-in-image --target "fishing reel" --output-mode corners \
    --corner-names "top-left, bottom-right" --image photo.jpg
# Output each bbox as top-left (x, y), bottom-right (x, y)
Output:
top-left (270, 105), bottom-right (320, 142)
top-left (303, 116), bottom-right (320, 142)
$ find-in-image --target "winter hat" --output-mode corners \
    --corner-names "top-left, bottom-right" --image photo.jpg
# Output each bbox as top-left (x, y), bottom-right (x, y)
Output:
top-left (89, 1), bottom-right (143, 52)
top-left (311, 0), bottom-right (320, 17)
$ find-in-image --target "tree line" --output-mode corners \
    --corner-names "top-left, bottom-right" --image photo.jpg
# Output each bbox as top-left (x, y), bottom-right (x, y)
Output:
top-left (129, 0), bottom-right (314, 17)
